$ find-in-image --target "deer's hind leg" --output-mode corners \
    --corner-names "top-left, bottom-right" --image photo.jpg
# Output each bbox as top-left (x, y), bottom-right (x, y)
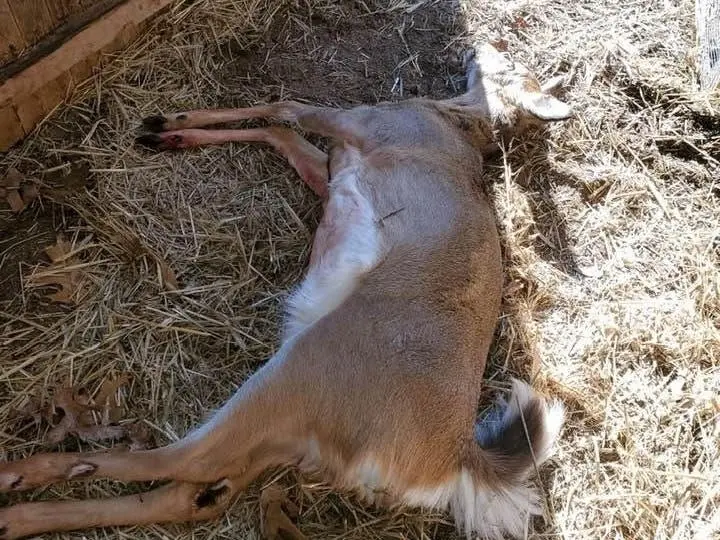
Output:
top-left (140, 102), bottom-right (311, 132)
top-left (0, 479), bottom-right (237, 540)
top-left (141, 101), bottom-right (371, 148)
top-left (137, 126), bottom-right (329, 197)
top-left (0, 450), bottom-right (291, 540)
top-left (0, 444), bottom-right (193, 493)
top-left (0, 361), bottom-right (299, 495)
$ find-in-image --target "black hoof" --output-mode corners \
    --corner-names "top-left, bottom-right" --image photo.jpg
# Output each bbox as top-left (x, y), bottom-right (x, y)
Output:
top-left (142, 115), bottom-right (168, 133)
top-left (194, 480), bottom-right (230, 508)
top-left (9, 476), bottom-right (22, 490)
top-left (135, 133), bottom-right (165, 149)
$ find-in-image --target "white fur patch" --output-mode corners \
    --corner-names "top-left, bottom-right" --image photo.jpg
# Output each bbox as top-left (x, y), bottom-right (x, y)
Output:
top-left (450, 468), bottom-right (540, 540)
top-left (402, 482), bottom-right (456, 508)
top-left (343, 454), bottom-right (395, 504)
top-left (371, 382), bottom-right (562, 539)
top-left (492, 379), bottom-right (565, 464)
top-left (454, 381), bottom-right (564, 539)
top-left (401, 469), bottom-right (545, 540)
top-left (344, 455), bottom-right (455, 508)
top-left (283, 149), bottom-right (381, 341)
top-left (351, 456), bottom-right (384, 489)
top-left (301, 382), bottom-right (563, 539)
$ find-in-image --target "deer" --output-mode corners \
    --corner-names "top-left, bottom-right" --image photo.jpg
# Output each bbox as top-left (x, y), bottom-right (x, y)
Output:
top-left (0, 42), bottom-right (572, 540)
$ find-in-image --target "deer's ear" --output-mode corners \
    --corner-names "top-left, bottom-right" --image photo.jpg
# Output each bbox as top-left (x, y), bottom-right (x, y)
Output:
top-left (519, 92), bottom-right (572, 121)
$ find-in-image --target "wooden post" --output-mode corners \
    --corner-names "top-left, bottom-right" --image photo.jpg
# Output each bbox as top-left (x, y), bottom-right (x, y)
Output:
top-left (696, 0), bottom-right (720, 90)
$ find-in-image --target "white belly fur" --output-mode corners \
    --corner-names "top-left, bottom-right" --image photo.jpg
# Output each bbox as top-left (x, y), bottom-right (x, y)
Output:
top-left (283, 148), bottom-right (381, 342)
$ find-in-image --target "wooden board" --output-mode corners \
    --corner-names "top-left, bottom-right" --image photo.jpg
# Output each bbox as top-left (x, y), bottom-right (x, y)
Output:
top-left (1, 0), bottom-right (126, 82)
top-left (45, 0), bottom-right (83, 23)
top-left (0, 0), bottom-right (26, 65)
top-left (7, 0), bottom-right (55, 48)
top-left (696, 0), bottom-right (720, 90)
top-left (0, 103), bottom-right (24, 151)
top-left (0, 0), bottom-right (175, 151)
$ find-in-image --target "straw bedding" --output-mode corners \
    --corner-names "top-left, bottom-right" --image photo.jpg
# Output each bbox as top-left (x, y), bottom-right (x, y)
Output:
top-left (0, 0), bottom-right (718, 538)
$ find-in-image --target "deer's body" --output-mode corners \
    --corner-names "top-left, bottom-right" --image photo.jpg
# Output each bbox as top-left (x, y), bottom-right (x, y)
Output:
top-left (0, 44), bottom-right (571, 540)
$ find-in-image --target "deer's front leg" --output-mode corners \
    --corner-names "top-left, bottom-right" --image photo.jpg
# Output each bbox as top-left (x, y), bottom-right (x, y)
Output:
top-left (137, 126), bottom-right (329, 198)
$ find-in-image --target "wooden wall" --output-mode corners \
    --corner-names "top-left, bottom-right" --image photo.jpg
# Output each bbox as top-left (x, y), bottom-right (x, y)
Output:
top-left (0, 0), bottom-right (174, 152)
top-left (1, 1), bottom-right (102, 68)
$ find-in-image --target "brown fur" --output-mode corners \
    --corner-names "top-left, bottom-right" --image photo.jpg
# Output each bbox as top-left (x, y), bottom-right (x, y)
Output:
top-left (0, 44), bottom-right (571, 539)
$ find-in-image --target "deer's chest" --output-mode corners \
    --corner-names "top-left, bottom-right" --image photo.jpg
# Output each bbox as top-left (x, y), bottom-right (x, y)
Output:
top-left (282, 146), bottom-right (382, 342)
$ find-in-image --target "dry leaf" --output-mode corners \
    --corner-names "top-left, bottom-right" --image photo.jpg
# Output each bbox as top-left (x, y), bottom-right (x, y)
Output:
top-left (13, 376), bottom-right (148, 447)
top-left (2, 169), bottom-right (40, 212)
top-left (74, 424), bottom-right (127, 443)
top-left (512, 17), bottom-right (529, 29)
top-left (46, 387), bottom-right (96, 444)
top-left (127, 422), bottom-right (153, 451)
top-left (157, 257), bottom-right (179, 290)
top-left (94, 373), bottom-right (131, 423)
top-left (6, 190), bottom-right (24, 212)
top-left (1, 167), bottom-right (22, 189)
top-left (43, 375), bottom-right (131, 444)
top-left (261, 485), bottom-right (306, 540)
top-left (22, 183), bottom-right (40, 204)
top-left (27, 236), bottom-right (84, 304)
top-left (491, 38), bottom-right (509, 52)
top-left (94, 373), bottom-right (130, 407)
top-left (30, 272), bottom-right (79, 304)
top-left (45, 237), bottom-right (74, 263)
